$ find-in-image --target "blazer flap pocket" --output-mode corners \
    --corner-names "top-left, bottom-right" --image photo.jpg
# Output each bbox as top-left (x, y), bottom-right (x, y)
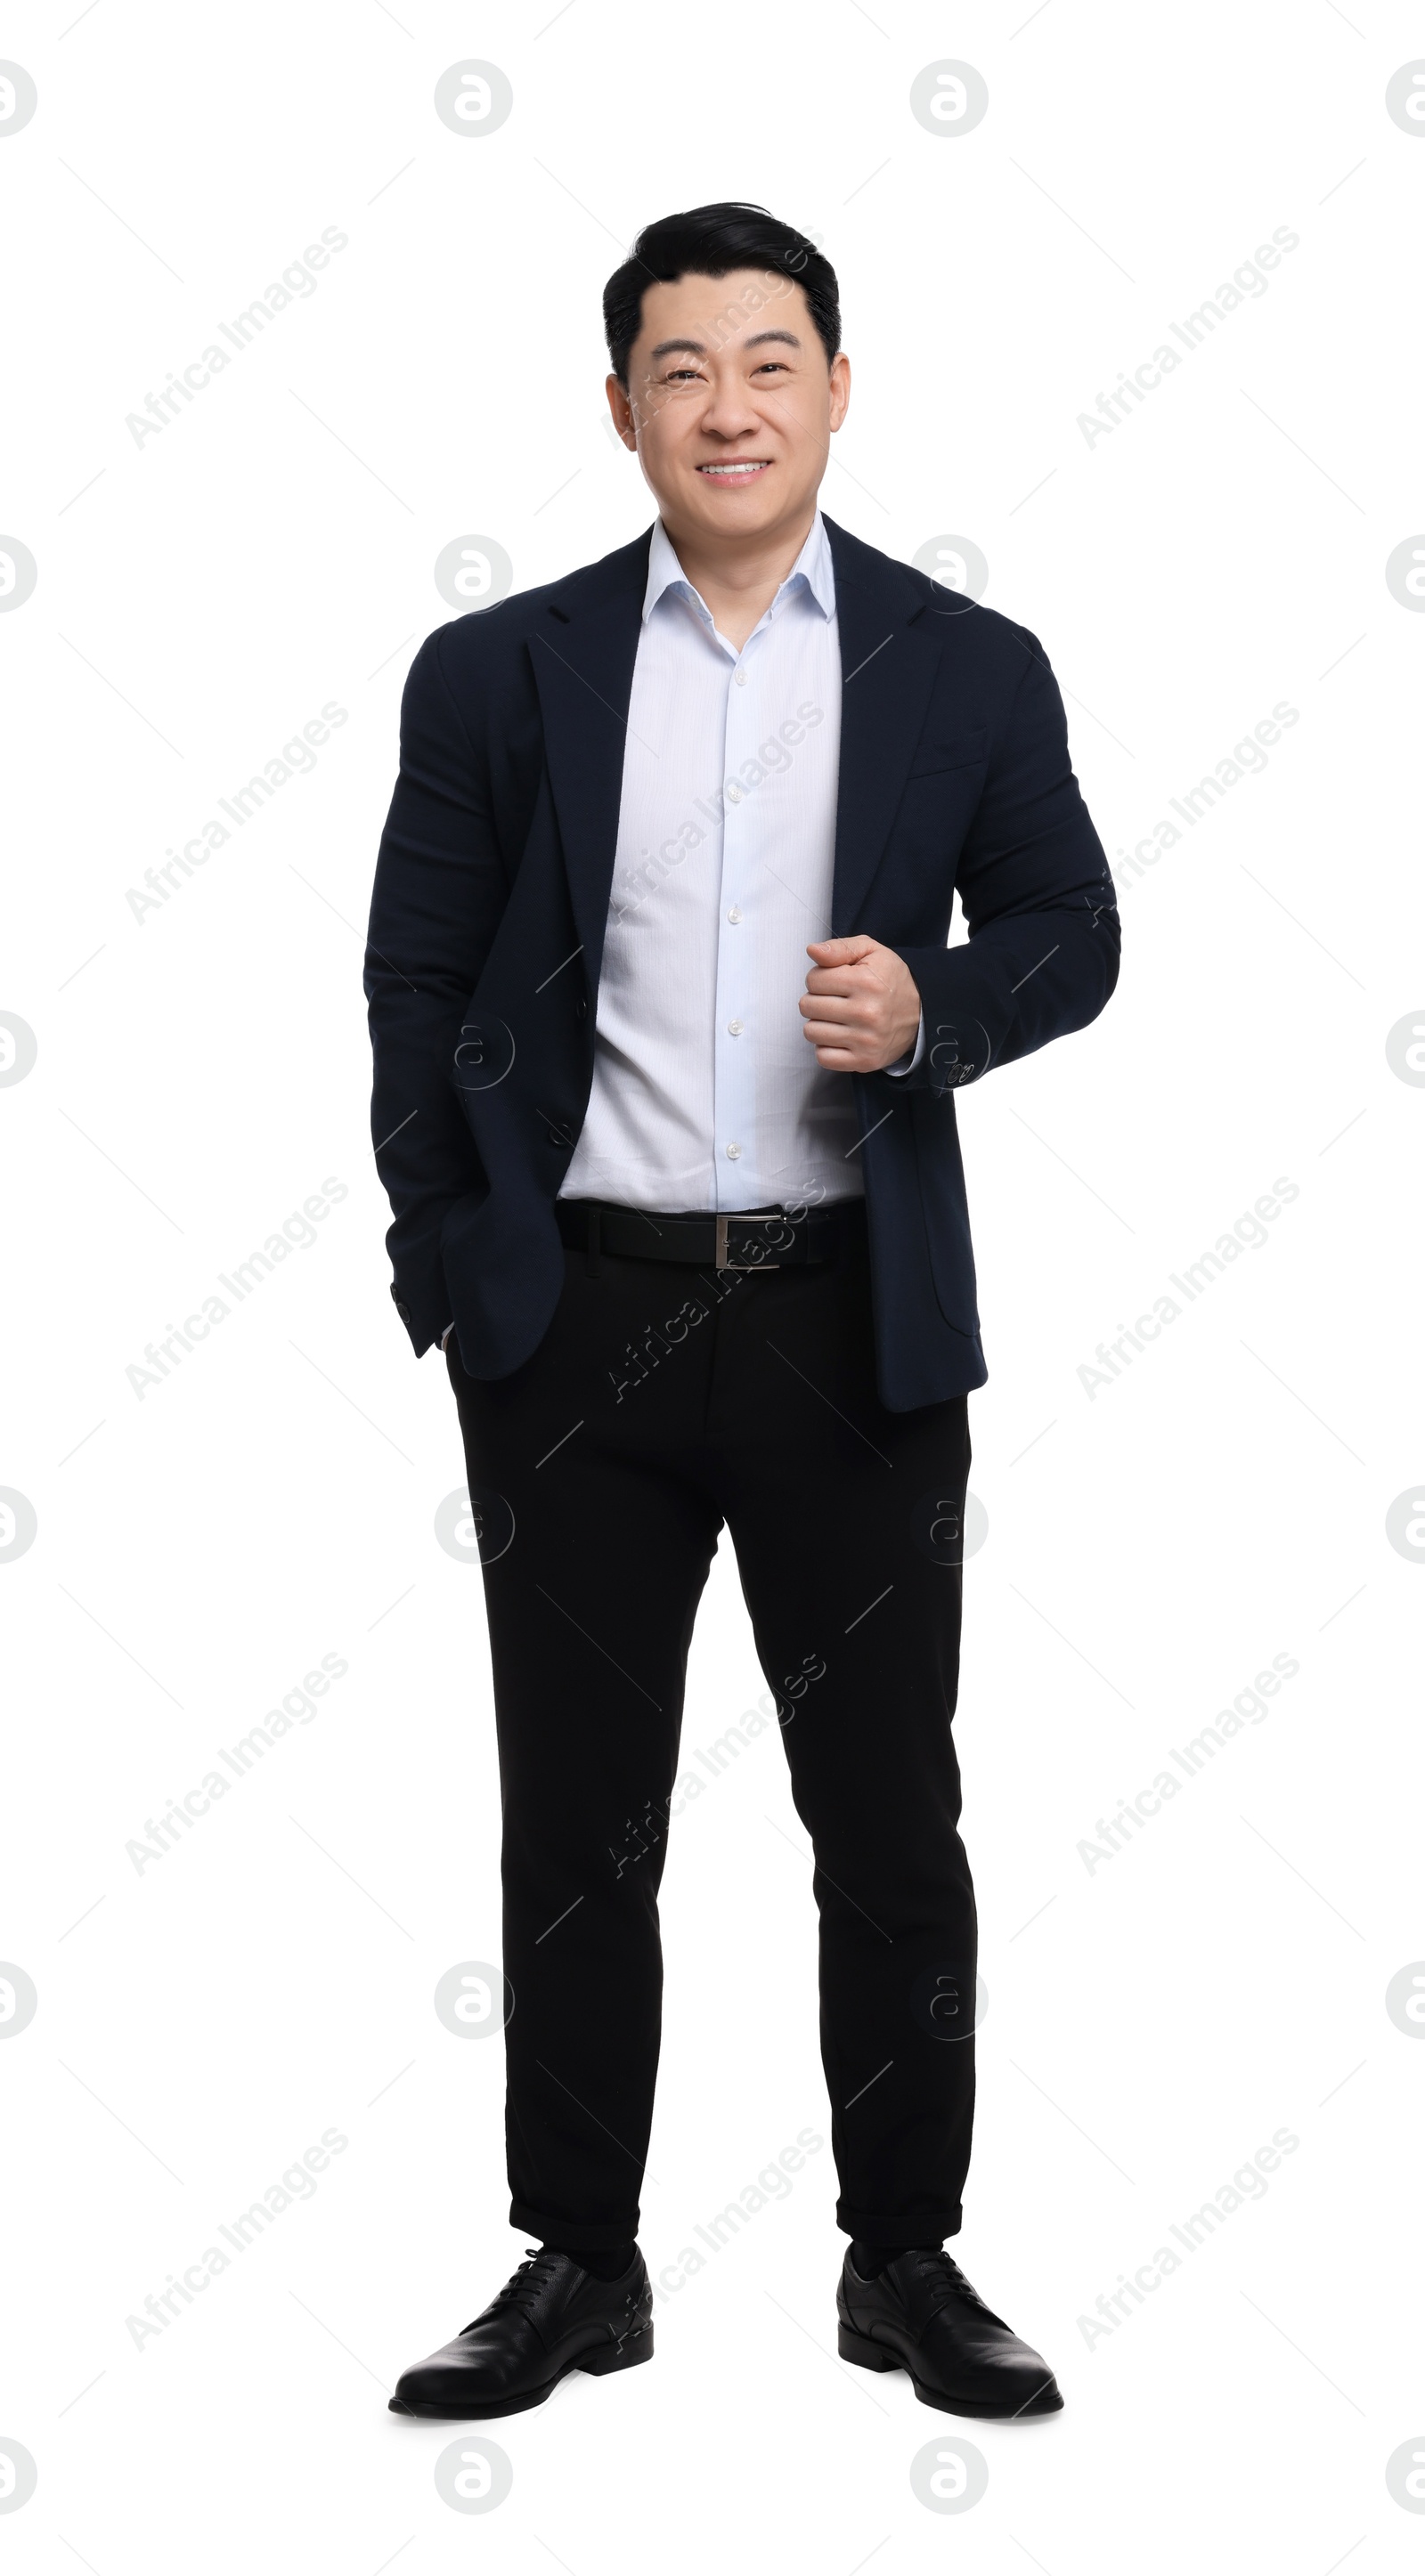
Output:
top-left (907, 725), bottom-right (989, 780)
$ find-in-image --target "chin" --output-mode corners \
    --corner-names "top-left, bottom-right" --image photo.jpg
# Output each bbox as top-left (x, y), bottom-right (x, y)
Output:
top-left (687, 478), bottom-right (783, 523)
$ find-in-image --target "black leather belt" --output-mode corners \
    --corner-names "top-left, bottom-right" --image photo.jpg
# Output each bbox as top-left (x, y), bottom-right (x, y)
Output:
top-left (555, 1197), bottom-right (861, 1270)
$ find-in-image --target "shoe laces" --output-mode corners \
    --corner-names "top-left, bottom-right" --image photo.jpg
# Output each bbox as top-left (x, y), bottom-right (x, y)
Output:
top-left (903, 2248), bottom-right (989, 2316)
top-left (466, 2247), bottom-right (561, 2330)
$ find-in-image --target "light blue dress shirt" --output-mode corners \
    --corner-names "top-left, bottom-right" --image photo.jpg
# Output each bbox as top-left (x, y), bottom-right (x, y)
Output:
top-left (558, 510), bottom-right (923, 1217)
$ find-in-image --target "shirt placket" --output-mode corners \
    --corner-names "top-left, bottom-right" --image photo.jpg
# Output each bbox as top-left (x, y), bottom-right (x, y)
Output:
top-left (712, 605), bottom-right (772, 1208)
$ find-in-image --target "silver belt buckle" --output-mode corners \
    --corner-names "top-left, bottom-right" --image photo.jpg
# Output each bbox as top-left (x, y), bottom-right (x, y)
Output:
top-left (715, 1214), bottom-right (779, 1272)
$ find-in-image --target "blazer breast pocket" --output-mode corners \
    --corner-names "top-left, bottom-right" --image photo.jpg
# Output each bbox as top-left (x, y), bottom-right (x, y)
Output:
top-left (906, 725), bottom-right (989, 782)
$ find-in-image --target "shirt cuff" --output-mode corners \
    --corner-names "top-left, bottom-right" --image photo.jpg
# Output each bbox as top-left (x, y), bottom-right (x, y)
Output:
top-left (440, 1321), bottom-right (454, 1348)
top-left (884, 1011), bottom-right (925, 1078)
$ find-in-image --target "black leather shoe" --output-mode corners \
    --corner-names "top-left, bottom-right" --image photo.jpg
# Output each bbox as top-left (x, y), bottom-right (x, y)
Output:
top-left (389, 2246), bottom-right (654, 2419)
top-left (837, 2247), bottom-right (1063, 2418)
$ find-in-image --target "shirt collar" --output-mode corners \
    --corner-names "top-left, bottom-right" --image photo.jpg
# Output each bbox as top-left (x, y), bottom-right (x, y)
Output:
top-left (643, 508), bottom-right (836, 628)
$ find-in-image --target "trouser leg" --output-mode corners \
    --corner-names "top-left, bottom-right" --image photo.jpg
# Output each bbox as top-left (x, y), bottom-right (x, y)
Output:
top-left (708, 1230), bottom-right (977, 2242)
top-left (446, 1250), bottom-right (724, 2247)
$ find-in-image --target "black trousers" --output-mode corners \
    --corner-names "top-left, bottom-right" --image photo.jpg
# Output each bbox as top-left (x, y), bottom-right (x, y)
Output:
top-left (445, 1203), bottom-right (976, 2250)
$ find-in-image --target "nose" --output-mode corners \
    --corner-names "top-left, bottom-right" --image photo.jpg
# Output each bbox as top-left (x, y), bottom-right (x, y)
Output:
top-left (697, 374), bottom-right (765, 443)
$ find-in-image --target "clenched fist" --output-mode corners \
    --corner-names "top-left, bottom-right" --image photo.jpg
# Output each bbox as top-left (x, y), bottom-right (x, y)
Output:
top-left (800, 935), bottom-right (922, 1073)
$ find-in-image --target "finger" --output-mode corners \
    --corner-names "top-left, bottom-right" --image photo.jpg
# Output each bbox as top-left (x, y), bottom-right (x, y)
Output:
top-left (802, 1016), bottom-right (870, 1049)
top-left (799, 994), bottom-right (870, 1025)
top-left (806, 936), bottom-right (874, 963)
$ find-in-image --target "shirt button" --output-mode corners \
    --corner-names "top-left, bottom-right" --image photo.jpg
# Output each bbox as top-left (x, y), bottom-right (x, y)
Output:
top-left (726, 783), bottom-right (743, 804)
top-left (727, 905), bottom-right (743, 924)
top-left (734, 668), bottom-right (747, 687)
top-left (727, 1019), bottom-right (743, 1036)
top-left (726, 1142), bottom-right (742, 1159)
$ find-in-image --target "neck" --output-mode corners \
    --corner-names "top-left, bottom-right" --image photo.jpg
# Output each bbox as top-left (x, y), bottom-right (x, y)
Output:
top-left (659, 504), bottom-right (819, 649)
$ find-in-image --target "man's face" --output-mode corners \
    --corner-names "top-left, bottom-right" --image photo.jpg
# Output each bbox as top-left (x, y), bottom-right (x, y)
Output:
top-left (607, 268), bottom-right (850, 543)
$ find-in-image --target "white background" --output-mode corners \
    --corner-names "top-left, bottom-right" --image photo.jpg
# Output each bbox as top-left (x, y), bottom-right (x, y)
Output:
top-left (4, 1), bottom-right (1423, 2567)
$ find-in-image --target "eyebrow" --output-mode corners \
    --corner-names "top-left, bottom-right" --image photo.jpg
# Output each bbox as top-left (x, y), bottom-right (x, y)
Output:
top-left (647, 329), bottom-right (804, 361)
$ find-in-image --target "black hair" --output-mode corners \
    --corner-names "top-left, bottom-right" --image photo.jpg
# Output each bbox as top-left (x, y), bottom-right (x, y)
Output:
top-left (603, 202), bottom-right (841, 386)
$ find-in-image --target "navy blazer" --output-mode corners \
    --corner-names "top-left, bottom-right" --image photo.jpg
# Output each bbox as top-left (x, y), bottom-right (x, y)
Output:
top-left (364, 515), bottom-right (1120, 1411)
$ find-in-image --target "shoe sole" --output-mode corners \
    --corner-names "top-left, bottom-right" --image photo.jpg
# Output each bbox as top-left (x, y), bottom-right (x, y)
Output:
top-left (388, 2325), bottom-right (653, 2419)
top-left (837, 2320), bottom-right (1063, 2419)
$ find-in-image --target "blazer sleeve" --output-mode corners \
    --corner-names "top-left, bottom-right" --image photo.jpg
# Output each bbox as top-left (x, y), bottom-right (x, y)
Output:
top-left (364, 626), bottom-right (511, 1354)
top-left (884, 627), bottom-right (1120, 1095)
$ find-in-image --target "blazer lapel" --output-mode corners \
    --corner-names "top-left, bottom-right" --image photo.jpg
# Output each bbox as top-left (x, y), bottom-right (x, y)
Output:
top-left (825, 515), bottom-right (942, 934)
top-left (529, 530), bottom-right (651, 987)
top-left (530, 516), bottom-right (940, 974)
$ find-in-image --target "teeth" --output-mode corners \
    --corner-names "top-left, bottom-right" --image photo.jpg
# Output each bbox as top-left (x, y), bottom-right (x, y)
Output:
top-left (700, 463), bottom-right (767, 475)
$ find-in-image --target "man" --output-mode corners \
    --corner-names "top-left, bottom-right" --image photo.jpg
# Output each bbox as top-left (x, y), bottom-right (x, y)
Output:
top-left (367, 203), bottom-right (1119, 2423)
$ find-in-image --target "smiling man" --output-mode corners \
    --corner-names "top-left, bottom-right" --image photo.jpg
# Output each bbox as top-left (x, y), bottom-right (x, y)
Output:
top-left (367, 203), bottom-right (1119, 2425)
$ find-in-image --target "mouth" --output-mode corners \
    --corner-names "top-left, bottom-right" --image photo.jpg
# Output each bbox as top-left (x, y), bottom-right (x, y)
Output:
top-left (696, 459), bottom-right (772, 483)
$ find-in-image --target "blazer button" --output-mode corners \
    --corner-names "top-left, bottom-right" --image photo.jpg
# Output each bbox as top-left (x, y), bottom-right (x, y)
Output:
top-left (575, 997), bottom-right (587, 1020)
top-left (395, 1301), bottom-right (411, 1324)
top-left (546, 1126), bottom-right (563, 1146)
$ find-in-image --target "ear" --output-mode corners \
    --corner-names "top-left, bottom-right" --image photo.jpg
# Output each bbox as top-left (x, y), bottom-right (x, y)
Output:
top-left (605, 372), bottom-right (638, 453)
